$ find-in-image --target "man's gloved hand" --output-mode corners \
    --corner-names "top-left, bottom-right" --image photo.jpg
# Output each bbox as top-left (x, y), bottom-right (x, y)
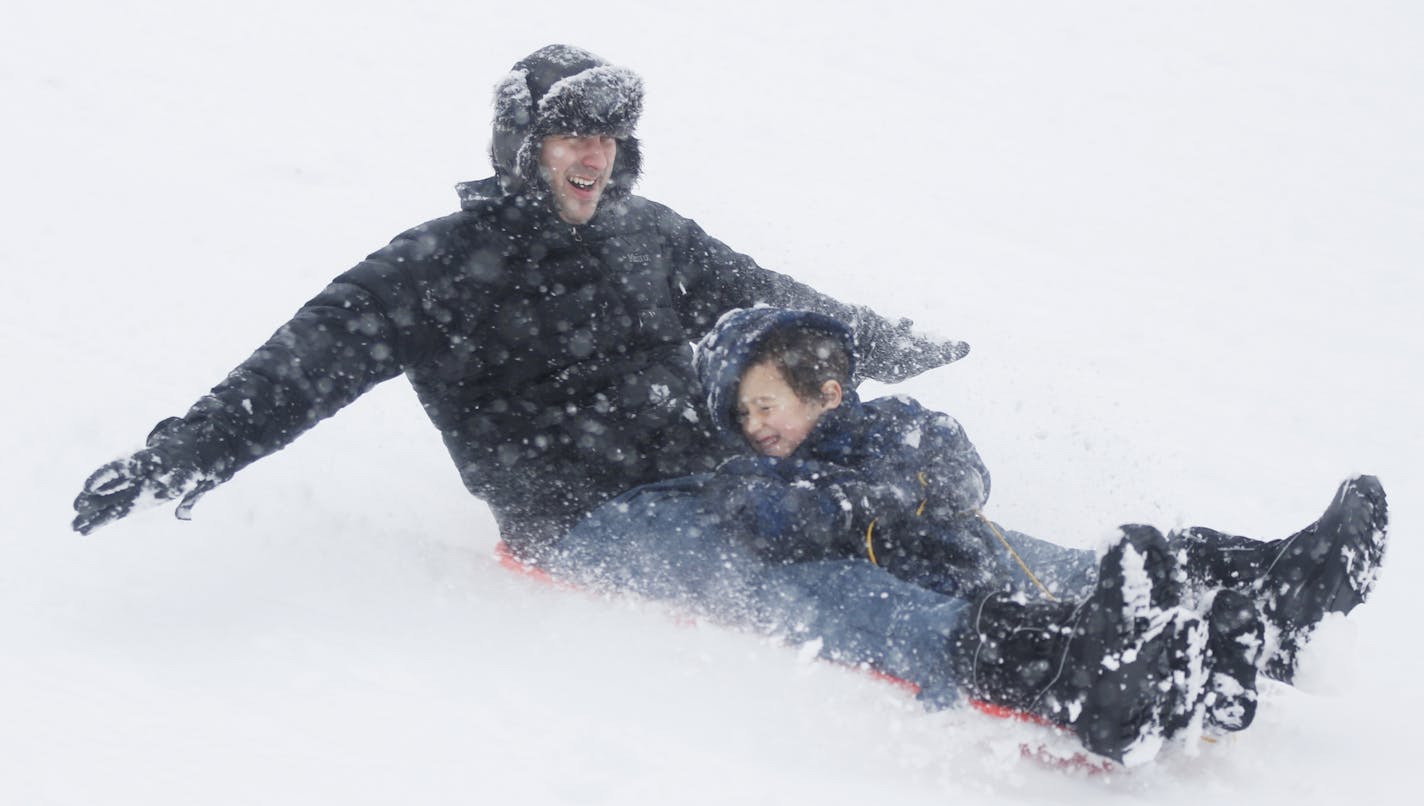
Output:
top-left (856, 315), bottom-right (970, 384)
top-left (72, 446), bottom-right (215, 535)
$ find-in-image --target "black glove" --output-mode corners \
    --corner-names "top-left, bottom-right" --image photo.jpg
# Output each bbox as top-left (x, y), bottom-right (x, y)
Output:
top-left (72, 446), bottom-right (215, 535)
top-left (855, 315), bottom-right (970, 384)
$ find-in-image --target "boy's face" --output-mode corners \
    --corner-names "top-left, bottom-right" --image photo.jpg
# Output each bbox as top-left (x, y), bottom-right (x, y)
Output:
top-left (735, 361), bottom-right (841, 458)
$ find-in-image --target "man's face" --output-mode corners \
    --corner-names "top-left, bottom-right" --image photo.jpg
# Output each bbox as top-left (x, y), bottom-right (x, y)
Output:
top-left (538, 134), bottom-right (617, 225)
top-left (736, 361), bottom-right (840, 458)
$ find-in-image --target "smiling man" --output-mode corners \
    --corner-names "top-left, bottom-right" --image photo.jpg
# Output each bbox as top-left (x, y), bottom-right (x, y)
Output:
top-left (72, 44), bottom-right (969, 557)
top-left (540, 134), bottom-right (617, 224)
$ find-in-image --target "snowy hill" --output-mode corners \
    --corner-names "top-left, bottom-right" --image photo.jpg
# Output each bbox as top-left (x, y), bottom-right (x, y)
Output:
top-left (3, 2), bottom-right (1421, 804)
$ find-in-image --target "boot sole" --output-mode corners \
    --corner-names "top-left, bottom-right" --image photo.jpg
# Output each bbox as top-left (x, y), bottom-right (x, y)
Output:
top-left (1204, 589), bottom-right (1264, 732)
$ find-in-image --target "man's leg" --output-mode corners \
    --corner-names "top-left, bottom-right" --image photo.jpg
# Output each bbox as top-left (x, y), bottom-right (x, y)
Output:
top-left (742, 558), bottom-right (975, 706)
top-left (894, 514), bottom-right (1100, 602)
top-left (1171, 475), bottom-right (1388, 681)
top-left (976, 521), bottom-right (1099, 601)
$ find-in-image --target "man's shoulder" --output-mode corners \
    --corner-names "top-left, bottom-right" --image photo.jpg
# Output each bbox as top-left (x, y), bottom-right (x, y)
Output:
top-left (612, 192), bottom-right (677, 216)
top-left (333, 202), bottom-right (512, 292)
top-left (455, 176), bottom-right (503, 210)
top-left (395, 209), bottom-right (485, 239)
top-left (381, 190), bottom-right (514, 258)
top-left (596, 193), bottom-right (689, 233)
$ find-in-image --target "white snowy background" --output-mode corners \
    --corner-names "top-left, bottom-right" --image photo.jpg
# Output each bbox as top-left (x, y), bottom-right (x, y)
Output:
top-left (3, 1), bottom-right (1421, 803)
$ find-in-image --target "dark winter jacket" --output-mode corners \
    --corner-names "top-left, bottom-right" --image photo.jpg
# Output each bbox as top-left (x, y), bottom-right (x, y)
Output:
top-left (693, 308), bottom-right (996, 590)
top-left (144, 46), bottom-right (969, 557)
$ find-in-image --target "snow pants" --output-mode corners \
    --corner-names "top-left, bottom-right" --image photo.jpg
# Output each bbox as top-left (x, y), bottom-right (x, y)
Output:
top-left (900, 514), bottom-right (1100, 603)
top-left (542, 475), bottom-right (1098, 707)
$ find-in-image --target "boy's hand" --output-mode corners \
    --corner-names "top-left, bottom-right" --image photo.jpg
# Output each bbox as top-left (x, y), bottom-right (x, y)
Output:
top-left (72, 447), bottom-right (214, 535)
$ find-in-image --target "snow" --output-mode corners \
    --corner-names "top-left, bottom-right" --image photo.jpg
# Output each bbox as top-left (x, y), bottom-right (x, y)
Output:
top-left (2, 1), bottom-right (1421, 804)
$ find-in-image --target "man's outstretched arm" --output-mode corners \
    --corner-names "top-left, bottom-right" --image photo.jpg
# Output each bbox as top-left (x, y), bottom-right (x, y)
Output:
top-left (72, 243), bottom-right (434, 535)
top-left (663, 213), bottom-right (969, 383)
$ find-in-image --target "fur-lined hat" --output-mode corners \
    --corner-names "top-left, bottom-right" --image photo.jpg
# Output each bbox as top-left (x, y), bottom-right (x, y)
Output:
top-left (490, 44), bottom-right (644, 200)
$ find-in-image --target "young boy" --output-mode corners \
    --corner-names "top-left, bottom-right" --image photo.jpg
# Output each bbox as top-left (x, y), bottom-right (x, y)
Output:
top-left (545, 307), bottom-right (1387, 765)
top-left (698, 307), bottom-right (1388, 683)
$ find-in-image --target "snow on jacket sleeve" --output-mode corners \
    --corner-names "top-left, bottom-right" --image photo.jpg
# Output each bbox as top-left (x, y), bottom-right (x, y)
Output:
top-left (146, 231), bottom-right (441, 483)
top-left (657, 211), bottom-right (963, 383)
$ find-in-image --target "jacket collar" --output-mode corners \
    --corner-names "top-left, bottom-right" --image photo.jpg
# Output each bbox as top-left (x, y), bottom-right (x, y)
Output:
top-left (456, 176), bottom-right (634, 242)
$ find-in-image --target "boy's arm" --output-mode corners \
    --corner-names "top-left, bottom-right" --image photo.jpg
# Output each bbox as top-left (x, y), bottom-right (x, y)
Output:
top-left (897, 406), bottom-right (992, 519)
top-left (715, 454), bottom-right (960, 567)
top-left (713, 403), bottom-right (990, 566)
top-left (660, 212), bottom-right (969, 382)
top-left (819, 402), bottom-right (991, 563)
top-left (714, 456), bottom-right (862, 563)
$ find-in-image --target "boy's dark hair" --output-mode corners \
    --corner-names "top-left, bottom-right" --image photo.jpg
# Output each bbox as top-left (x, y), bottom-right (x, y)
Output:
top-left (748, 325), bottom-right (853, 402)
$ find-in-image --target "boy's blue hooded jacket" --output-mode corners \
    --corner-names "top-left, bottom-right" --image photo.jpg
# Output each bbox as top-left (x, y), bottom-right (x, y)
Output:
top-left (544, 308), bottom-right (1096, 704)
top-left (693, 308), bottom-right (992, 570)
top-left (545, 309), bottom-right (1019, 706)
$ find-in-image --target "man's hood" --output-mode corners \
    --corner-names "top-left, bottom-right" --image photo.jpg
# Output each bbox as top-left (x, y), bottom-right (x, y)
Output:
top-left (485, 44), bottom-right (644, 204)
top-left (694, 307), bottom-right (858, 450)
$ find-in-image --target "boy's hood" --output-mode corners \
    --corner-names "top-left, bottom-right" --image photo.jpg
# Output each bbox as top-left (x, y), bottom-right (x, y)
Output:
top-left (694, 307), bottom-right (858, 450)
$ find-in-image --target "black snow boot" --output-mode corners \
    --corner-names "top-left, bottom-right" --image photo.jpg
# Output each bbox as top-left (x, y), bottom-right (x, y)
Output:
top-left (1202, 589), bottom-right (1264, 733)
top-left (1172, 475), bottom-right (1388, 682)
top-left (950, 525), bottom-right (1214, 765)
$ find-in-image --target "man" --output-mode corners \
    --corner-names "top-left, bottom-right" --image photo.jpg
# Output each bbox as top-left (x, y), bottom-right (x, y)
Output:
top-left (71, 44), bottom-right (966, 555)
